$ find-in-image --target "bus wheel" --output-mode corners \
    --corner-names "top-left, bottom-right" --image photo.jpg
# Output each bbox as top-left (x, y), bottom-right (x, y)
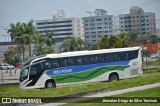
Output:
top-left (109, 73), bottom-right (119, 81)
top-left (45, 80), bottom-right (56, 88)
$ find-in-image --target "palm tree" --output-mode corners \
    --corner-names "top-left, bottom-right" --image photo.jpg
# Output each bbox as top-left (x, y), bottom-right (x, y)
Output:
top-left (98, 34), bottom-right (109, 49)
top-left (32, 32), bottom-right (55, 55)
top-left (109, 36), bottom-right (120, 48)
top-left (118, 32), bottom-right (129, 47)
top-left (25, 20), bottom-right (36, 57)
top-left (44, 31), bottom-right (56, 46)
top-left (60, 37), bottom-right (86, 52)
top-left (8, 20), bottom-right (37, 61)
top-left (8, 22), bottom-right (25, 62)
top-left (32, 33), bottom-right (44, 55)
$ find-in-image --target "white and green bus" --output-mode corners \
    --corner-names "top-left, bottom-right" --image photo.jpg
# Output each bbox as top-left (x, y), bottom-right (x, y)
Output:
top-left (20, 47), bottom-right (142, 89)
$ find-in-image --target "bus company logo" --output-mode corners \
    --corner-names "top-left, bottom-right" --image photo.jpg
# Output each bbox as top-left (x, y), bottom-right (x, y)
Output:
top-left (2, 98), bottom-right (11, 103)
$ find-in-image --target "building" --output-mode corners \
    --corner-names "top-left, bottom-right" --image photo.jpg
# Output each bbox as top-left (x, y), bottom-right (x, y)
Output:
top-left (35, 10), bottom-right (84, 52)
top-left (157, 28), bottom-right (160, 37)
top-left (82, 9), bottom-right (119, 44)
top-left (119, 6), bottom-right (156, 35)
top-left (0, 42), bottom-right (16, 63)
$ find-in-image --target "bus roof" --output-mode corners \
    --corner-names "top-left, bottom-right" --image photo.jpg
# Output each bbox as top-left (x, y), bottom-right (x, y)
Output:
top-left (46, 47), bottom-right (141, 58)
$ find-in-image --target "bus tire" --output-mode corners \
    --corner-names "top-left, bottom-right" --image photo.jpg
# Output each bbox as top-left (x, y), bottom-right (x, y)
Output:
top-left (45, 80), bottom-right (56, 88)
top-left (109, 73), bottom-right (119, 81)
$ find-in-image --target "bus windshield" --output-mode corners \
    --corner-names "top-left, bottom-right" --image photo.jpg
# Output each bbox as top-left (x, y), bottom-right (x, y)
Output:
top-left (20, 65), bottom-right (30, 82)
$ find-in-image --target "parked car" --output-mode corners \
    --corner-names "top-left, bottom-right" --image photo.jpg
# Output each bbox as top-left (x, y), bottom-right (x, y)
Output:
top-left (0, 63), bottom-right (14, 70)
top-left (15, 63), bottom-right (23, 68)
top-left (150, 54), bottom-right (158, 59)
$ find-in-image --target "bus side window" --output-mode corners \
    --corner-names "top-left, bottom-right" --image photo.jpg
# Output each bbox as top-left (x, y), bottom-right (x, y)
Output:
top-left (30, 63), bottom-right (41, 75)
top-left (89, 55), bottom-right (98, 64)
top-left (114, 52), bottom-right (128, 61)
top-left (98, 54), bottom-right (106, 63)
top-left (42, 59), bottom-right (52, 70)
top-left (99, 53), bottom-right (114, 63)
top-left (59, 58), bottom-right (67, 67)
top-left (52, 59), bottom-right (59, 69)
top-left (68, 57), bottom-right (74, 66)
top-left (129, 50), bottom-right (138, 60)
top-left (83, 56), bottom-right (90, 65)
top-left (74, 56), bottom-right (83, 65)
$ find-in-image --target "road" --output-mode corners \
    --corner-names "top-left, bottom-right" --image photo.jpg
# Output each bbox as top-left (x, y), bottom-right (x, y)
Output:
top-left (39, 82), bottom-right (160, 106)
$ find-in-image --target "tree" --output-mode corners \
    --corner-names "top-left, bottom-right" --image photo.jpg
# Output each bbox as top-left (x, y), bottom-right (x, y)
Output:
top-left (60, 37), bottom-right (86, 52)
top-left (149, 35), bottom-right (158, 44)
top-left (32, 33), bottom-right (55, 55)
top-left (24, 20), bottom-right (36, 57)
top-left (127, 30), bottom-right (139, 45)
top-left (4, 50), bottom-right (19, 66)
top-left (108, 36), bottom-right (120, 48)
top-left (8, 20), bottom-right (37, 61)
top-left (98, 34), bottom-right (109, 49)
top-left (44, 31), bottom-right (56, 46)
top-left (118, 32), bottom-right (129, 47)
top-left (8, 22), bottom-right (25, 61)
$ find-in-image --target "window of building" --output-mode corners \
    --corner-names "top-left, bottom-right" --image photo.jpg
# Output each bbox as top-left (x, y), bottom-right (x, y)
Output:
top-left (90, 19), bottom-right (95, 22)
top-left (96, 19), bottom-right (102, 21)
top-left (97, 27), bottom-right (102, 29)
top-left (84, 20), bottom-right (88, 22)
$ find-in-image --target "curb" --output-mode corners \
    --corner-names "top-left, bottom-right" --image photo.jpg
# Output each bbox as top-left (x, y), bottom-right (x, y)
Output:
top-left (0, 82), bottom-right (19, 86)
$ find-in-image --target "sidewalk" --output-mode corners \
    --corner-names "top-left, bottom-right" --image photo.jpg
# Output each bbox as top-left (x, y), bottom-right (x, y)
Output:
top-left (40, 82), bottom-right (160, 106)
top-left (0, 68), bottom-right (20, 84)
top-left (143, 65), bottom-right (160, 69)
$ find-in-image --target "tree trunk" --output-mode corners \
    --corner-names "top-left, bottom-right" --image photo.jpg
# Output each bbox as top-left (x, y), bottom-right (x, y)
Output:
top-left (29, 42), bottom-right (32, 57)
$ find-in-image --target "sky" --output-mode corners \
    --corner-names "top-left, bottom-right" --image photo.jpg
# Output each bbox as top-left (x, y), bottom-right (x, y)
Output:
top-left (0, 0), bottom-right (160, 42)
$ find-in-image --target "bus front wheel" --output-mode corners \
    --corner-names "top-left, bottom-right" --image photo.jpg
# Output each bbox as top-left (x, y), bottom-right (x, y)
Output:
top-left (45, 80), bottom-right (56, 88)
top-left (109, 73), bottom-right (119, 81)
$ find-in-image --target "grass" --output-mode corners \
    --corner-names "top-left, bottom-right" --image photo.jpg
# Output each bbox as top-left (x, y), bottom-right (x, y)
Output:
top-left (143, 60), bottom-right (160, 66)
top-left (0, 69), bottom-right (160, 97)
top-left (64, 87), bottom-right (160, 106)
top-left (143, 68), bottom-right (160, 75)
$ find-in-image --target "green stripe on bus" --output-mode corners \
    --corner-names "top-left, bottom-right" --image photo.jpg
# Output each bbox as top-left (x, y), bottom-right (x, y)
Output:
top-left (51, 66), bottom-right (127, 83)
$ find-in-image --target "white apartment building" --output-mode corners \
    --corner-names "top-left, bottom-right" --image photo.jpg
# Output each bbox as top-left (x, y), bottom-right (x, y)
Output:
top-left (36, 10), bottom-right (83, 41)
top-left (35, 10), bottom-right (84, 52)
top-left (119, 6), bottom-right (156, 35)
top-left (82, 9), bottom-right (119, 44)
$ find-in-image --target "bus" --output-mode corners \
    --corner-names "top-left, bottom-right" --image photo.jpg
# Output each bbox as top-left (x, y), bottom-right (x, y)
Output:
top-left (19, 47), bottom-right (142, 89)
